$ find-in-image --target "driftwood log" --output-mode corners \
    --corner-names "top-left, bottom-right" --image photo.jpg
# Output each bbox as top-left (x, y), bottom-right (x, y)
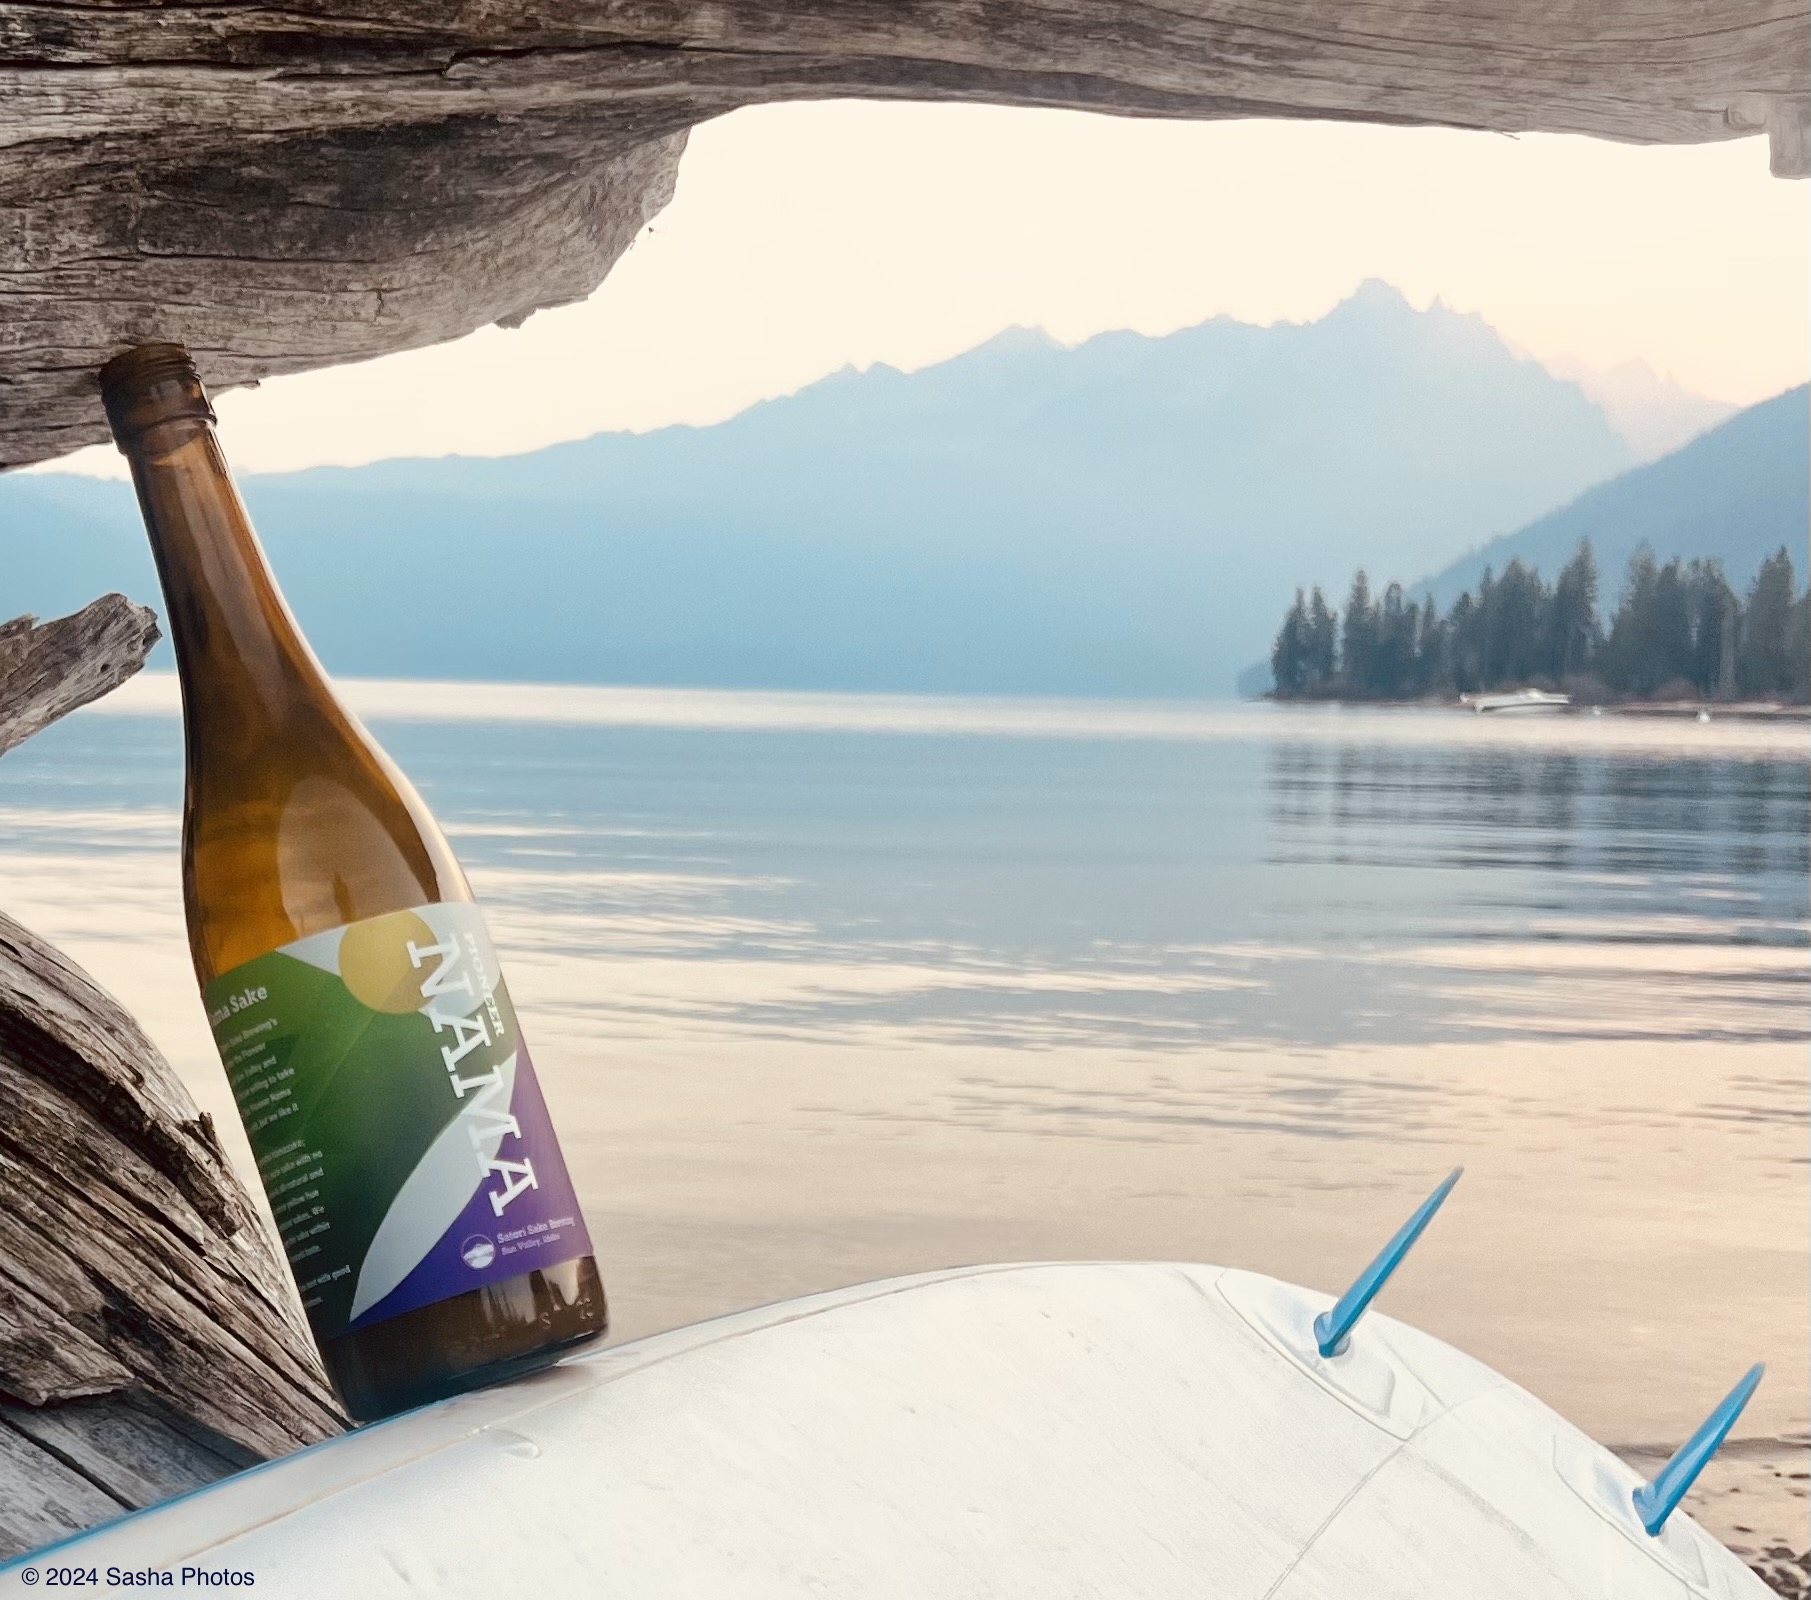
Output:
top-left (1, 0), bottom-right (1805, 470)
top-left (0, 598), bottom-right (162, 760)
top-left (0, 598), bottom-right (345, 1561)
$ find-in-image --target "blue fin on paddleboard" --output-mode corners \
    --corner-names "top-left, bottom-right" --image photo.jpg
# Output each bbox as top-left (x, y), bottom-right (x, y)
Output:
top-left (1314, 1168), bottom-right (1462, 1358)
top-left (1632, 1364), bottom-right (1765, 1536)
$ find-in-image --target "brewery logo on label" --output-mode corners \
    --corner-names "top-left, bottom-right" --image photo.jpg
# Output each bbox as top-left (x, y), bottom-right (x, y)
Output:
top-left (206, 903), bottom-right (593, 1339)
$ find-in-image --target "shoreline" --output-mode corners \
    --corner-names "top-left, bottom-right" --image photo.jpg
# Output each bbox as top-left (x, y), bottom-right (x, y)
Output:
top-left (1621, 1436), bottom-right (1810, 1599)
top-left (1265, 694), bottom-right (1811, 720)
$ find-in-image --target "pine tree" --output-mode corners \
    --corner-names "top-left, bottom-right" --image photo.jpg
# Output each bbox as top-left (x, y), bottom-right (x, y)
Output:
top-left (1685, 559), bottom-right (1738, 699)
top-left (1472, 567), bottom-right (1499, 687)
top-left (1649, 559), bottom-right (1695, 692)
top-left (1341, 570), bottom-right (1376, 692)
top-left (1376, 582), bottom-right (1415, 697)
top-left (1551, 540), bottom-right (1599, 682)
top-left (1739, 547), bottom-right (1797, 697)
top-left (1601, 547), bottom-right (1658, 695)
top-left (1785, 589), bottom-right (1811, 705)
top-left (1490, 560), bottom-right (1549, 685)
top-left (1412, 595), bottom-right (1445, 695)
top-left (1306, 587), bottom-right (1338, 692)
top-left (1271, 589), bottom-right (1309, 695)
top-left (1601, 550), bottom-right (1694, 696)
top-left (1448, 591), bottom-right (1482, 694)
top-left (1265, 534), bottom-right (1801, 705)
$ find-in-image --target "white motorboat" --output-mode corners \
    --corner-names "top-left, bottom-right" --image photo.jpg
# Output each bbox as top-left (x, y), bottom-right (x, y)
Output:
top-left (1463, 689), bottom-right (1572, 714)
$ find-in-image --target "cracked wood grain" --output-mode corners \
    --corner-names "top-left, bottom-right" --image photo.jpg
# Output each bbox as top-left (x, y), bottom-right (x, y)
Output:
top-left (0, 0), bottom-right (1803, 471)
top-left (0, 601), bottom-right (347, 1560)
top-left (0, 595), bottom-right (161, 757)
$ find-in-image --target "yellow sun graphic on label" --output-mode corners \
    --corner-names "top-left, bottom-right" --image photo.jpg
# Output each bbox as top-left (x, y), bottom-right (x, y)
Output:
top-left (338, 909), bottom-right (440, 1014)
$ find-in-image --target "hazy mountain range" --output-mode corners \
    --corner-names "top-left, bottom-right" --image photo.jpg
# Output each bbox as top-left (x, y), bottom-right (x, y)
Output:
top-left (1534, 355), bottom-right (1736, 463)
top-left (1420, 384), bottom-right (1808, 608)
top-left (1, 282), bottom-right (1789, 697)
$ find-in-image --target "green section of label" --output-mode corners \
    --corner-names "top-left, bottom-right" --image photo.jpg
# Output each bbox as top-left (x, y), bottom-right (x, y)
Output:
top-left (205, 903), bottom-right (535, 1339)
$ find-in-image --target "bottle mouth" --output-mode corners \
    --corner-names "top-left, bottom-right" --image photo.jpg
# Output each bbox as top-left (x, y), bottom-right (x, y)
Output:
top-left (100, 343), bottom-right (217, 447)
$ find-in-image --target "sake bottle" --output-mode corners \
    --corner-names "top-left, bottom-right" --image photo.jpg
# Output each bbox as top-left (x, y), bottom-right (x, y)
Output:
top-left (100, 344), bottom-right (607, 1420)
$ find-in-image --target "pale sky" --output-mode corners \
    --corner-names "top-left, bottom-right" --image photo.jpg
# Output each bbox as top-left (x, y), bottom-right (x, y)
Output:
top-left (45, 102), bottom-right (1808, 478)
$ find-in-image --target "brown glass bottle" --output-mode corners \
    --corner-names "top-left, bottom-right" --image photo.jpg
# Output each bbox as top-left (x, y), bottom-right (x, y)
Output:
top-left (100, 344), bottom-right (606, 1421)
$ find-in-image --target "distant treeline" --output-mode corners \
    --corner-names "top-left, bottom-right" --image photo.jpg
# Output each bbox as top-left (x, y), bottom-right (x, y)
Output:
top-left (1270, 542), bottom-right (1810, 704)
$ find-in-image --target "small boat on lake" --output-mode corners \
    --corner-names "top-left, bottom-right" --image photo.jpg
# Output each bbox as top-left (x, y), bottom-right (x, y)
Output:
top-left (1463, 688), bottom-right (1572, 715)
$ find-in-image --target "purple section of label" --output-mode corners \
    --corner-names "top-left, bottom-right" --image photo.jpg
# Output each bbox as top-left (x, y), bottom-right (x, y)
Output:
top-left (348, 1044), bottom-right (593, 1331)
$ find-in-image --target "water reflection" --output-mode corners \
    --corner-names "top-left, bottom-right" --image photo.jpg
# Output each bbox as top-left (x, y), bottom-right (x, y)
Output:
top-left (1266, 737), bottom-right (1806, 1046)
top-left (4, 691), bottom-right (1805, 1059)
top-left (4, 685), bottom-right (1806, 1446)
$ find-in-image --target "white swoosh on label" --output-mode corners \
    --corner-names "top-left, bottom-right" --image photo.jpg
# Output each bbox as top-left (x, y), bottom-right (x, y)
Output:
top-left (348, 1050), bottom-right (519, 1323)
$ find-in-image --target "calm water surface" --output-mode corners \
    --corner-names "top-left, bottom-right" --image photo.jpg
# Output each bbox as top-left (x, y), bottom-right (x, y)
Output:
top-left (3, 680), bottom-right (1805, 1449)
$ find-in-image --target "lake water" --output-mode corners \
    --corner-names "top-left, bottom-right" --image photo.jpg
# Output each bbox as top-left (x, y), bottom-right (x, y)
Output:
top-left (3, 679), bottom-right (1805, 1517)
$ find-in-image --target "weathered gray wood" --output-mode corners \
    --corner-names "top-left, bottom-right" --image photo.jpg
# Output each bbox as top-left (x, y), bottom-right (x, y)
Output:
top-left (0, 602), bottom-right (345, 1560)
top-left (0, 0), bottom-right (1803, 471)
top-left (0, 597), bottom-right (161, 758)
top-left (1, 1391), bottom-right (252, 1511)
top-left (0, 916), bottom-right (346, 1427)
top-left (0, 1417), bottom-right (125, 1556)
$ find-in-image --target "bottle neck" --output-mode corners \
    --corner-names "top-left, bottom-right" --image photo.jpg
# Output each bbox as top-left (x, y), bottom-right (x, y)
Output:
top-left (122, 416), bottom-right (328, 736)
top-left (115, 404), bottom-right (469, 974)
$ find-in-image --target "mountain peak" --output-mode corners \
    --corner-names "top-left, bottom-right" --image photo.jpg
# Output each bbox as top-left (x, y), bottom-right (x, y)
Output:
top-left (969, 325), bottom-right (1065, 357)
top-left (1541, 353), bottom-right (1738, 462)
top-left (1333, 278), bottom-right (1417, 316)
top-left (7, 289), bottom-right (1651, 697)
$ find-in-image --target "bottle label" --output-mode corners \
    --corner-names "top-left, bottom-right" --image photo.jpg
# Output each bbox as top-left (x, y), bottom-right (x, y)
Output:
top-left (204, 903), bottom-right (594, 1342)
